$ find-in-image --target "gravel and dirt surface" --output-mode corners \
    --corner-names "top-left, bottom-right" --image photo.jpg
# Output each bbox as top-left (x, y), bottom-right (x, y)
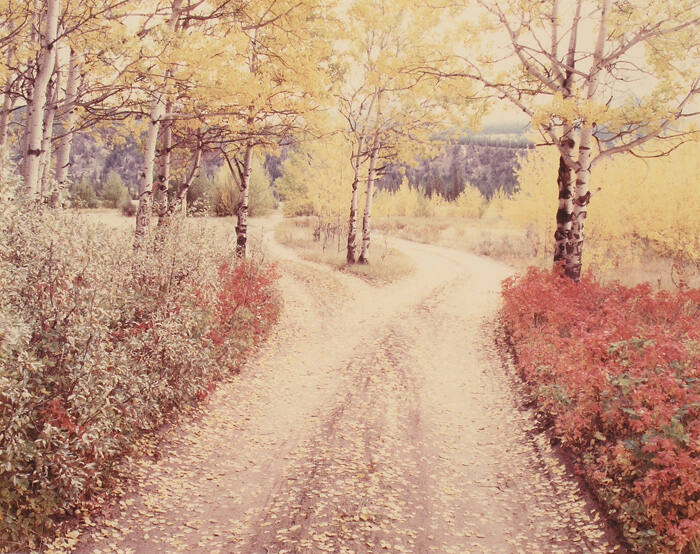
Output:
top-left (67, 215), bottom-right (624, 554)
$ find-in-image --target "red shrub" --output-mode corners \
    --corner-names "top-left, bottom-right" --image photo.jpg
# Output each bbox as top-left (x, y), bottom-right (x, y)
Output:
top-left (208, 261), bottom-right (281, 363)
top-left (501, 267), bottom-right (699, 552)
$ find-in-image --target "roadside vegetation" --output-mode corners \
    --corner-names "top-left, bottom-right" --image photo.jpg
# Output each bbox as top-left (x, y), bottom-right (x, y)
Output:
top-left (1, 0), bottom-right (699, 551)
top-left (501, 268), bottom-right (699, 553)
top-left (0, 172), bottom-right (281, 550)
top-left (371, 141), bottom-right (699, 290)
top-left (274, 218), bottom-right (414, 285)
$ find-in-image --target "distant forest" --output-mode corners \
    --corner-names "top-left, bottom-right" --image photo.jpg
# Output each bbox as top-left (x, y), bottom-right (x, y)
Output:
top-left (67, 123), bottom-right (532, 201)
top-left (377, 137), bottom-right (532, 200)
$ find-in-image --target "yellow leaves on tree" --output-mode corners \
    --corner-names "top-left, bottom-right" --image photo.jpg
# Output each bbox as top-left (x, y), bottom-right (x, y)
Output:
top-left (504, 141), bottom-right (700, 274)
top-left (276, 135), bottom-right (352, 222)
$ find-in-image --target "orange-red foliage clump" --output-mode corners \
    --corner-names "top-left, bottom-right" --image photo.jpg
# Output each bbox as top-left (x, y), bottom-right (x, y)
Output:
top-left (501, 267), bottom-right (699, 552)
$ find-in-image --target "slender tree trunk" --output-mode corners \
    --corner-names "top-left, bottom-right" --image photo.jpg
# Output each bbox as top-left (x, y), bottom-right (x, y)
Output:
top-left (236, 143), bottom-right (254, 259)
top-left (134, 0), bottom-right (182, 244)
top-left (20, 105), bottom-right (32, 177)
top-left (39, 57), bottom-right (60, 198)
top-left (567, 128), bottom-right (593, 281)
top-left (51, 50), bottom-right (80, 208)
top-left (0, 23), bottom-right (15, 147)
top-left (0, 83), bottom-right (15, 170)
top-left (551, 0), bottom-right (582, 271)
top-left (553, 133), bottom-right (576, 265)
top-left (23, 0), bottom-right (60, 196)
top-left (154, 106), bottom-right (172, 223)
top-left (565, 0), bottom-right (608, 281)
top-left (358, 137), bottom-right (379, 264)
top-left (0, 89), bottom-right (12, 150)
top-left (167, 142), bottom-right (201, 218)
top-left (0, 47), bottom-right (16, 168)
top-left (346, 139), bottom-right (363, 263)
top-left (134, 99), bottom-right (165, 243)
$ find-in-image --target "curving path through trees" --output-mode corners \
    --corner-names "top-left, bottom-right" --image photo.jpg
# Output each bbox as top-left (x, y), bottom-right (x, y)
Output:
top-left (71, 215), bottom-right (624, 554)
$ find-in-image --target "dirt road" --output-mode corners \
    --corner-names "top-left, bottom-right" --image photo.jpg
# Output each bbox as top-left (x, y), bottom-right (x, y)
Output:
top-left (72, 217), bottom-right (622, 554)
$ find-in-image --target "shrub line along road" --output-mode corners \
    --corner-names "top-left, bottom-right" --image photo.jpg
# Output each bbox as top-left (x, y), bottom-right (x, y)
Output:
top-left (72, 215), bottom-right (624, 554)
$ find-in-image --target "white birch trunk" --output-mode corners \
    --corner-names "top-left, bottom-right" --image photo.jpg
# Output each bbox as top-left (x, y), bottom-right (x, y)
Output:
top-left (170, 144), bottom-right (201, 217)
top-left (134, 99), bottom-right (165, 242)
top-left (346, 138), bottom-right (363, 264)
top-left (155, 107), bottom-right (172, 224)
top-left (0, 45), bottom-right (16, 167)
top-left (553, 130), bottom-right (576, 264)
top-left (23, 0), bottom-right (60, 196)
top-left (0, 87), bottom-right (11, 150)
top-left (51, 50), bottom-right (80, 208)
top-left (19, 1), bottom-right (42, 179)
top-left (39, 54), bottom-right (60, 198)
top-left (236, 143), bottom-right (254, 259)
top-left (568, 126), bottom-right (594, 281)
top-left (0, 82), bottom-right (14, 170)
top-left (552, 0), bottom-right (581, 267)
top-left (566, 0), bottom-right (609, 281)
top-left (358, 136), bottom-right (379, 264)
top-left (134, 0), bottom-right (183, 243)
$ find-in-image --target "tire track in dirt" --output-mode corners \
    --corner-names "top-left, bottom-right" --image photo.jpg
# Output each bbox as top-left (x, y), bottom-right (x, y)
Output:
top-left (240, 325), bottom-right (435, 554)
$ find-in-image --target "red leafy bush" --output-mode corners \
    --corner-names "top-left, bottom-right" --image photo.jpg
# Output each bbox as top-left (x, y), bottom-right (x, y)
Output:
top-left (501, 267), bottom-right (699, 552)
top-left (208, 261), bottom-right (281, 355)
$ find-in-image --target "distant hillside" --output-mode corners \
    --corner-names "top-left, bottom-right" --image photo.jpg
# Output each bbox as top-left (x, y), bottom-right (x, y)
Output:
top-left (70, 133), bottom-right (143, 195)
top-left (67, 126), bottom-right (531, 201)
top-left (378, 134), bottom-right (533, 199)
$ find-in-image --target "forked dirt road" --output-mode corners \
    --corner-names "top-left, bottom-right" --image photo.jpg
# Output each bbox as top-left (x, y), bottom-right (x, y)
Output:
top-left (72, 216), bottom-right (623, 554)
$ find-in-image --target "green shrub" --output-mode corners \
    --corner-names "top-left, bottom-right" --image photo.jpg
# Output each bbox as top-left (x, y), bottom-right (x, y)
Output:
top-left (0, 169), bottom-right (281, 550)
top-left (212, 177), bottom-right (239, 217)
top-left (186, 173), bottom-right (213, 215)
top-left (100, 171), bottom-right (129, 208)
top-left (210, 160), bottom-right (277, 217)
top-left (69, 175), bottom-right (99, 208)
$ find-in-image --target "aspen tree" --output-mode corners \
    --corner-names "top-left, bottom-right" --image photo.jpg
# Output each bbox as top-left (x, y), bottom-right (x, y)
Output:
top-left (38, 44), bottom-right (64, 195)
top-left (2, 0), bottom-right (138, 200)
top-left (339, 0), bottom-right (459, 264)
top-left (358, 129), bottom-right (380, 263)
top-left (134, 0), bottom-right (184, 244)
top-left (0, 34), bottom-right (18, 162)
top-left (442, 0), bottom-right (700, 280)
top-left (338, 80), bottom-right (377, 263)
top-left (210, 0), bottom-right (332, 258)
top-left (276, 133), bottom-right (352, 224)
top-left (23, 0), bottom-right (60, 196)
top-left (51, 49), bottom-right (80, 207)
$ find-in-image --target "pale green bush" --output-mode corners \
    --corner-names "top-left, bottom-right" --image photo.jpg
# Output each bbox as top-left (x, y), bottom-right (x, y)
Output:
top-left (211, 161), bottom-right (277, 217)
top-left (100, 171), bottom-right (129, 208)
top-left (0, 166), bottom-right (281, 550)
top-left (69, 175), bottom-right (99, 208)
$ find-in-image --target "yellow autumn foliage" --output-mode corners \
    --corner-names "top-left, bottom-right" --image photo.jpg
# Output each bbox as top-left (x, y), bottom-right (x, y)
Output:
top-left (373, 180), bottom-right (424, 217)
top-left (501, 141), bottom-right (700, 273)
top-left (374, 179), bottom-right (485, 218)
top-left (276, 136), bottom-right (352, 223)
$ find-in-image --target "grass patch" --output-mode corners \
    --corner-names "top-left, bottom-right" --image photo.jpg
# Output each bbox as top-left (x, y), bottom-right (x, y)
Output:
top-left (373, 215), bottom-right (699, 289)
top-left (274, 218), bottom-right (414, 285)
top-left (374, 216), bottom-right (543, 267)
